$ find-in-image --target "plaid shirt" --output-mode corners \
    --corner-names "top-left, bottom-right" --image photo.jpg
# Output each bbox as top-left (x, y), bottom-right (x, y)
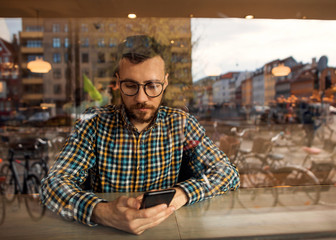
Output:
top-left (40, 105), bottom-right (240, 226)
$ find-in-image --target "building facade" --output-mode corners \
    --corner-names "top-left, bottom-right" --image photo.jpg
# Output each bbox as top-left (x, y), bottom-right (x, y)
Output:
top-left (0, 38), bottom-right (20, 117)
top-left (20, 18), bottom-right (192, 114)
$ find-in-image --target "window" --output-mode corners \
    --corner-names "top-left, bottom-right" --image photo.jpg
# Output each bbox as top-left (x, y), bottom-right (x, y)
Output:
top-left (109, 53), bottom-right (117, 63)
top-left (53, 84), bottom-right (62, 94)
top-left (64, 23), bottom-right (69, 32)
top-left (97, 52), bottom-right (105, 63)
top-left (81, 23), bottom-right (88, 32)
top-left (82, 53), bottom-right (89, 63)
top-left (27, 40), bottom-right (42, 47)
top-left (53, 53), bottom-right (61, 63)
top-left (109, 38), bottom-right (117, 47)
top-left (64, 38), bottom-right (69, 48)
top-left (25, 25), bottom-right (43, 32)
top-left (108, 23), bottom-right (117, 32)
top-left (53, 69), bottom-right (62, 79)
top-left (64, 53), bottom-right (69, 63)
top-left (97, 69), bottom-right (107, 78)
top-left (97, 38), bottom-right (105, 47)
top-left (53, 38), bottom-right (61, 48)
top-left (52, 23), bottom-right (60, 32)
top-left (81, 38), bottom-right (89, 47)
top-left (27, 55), bottom-right (42, 62)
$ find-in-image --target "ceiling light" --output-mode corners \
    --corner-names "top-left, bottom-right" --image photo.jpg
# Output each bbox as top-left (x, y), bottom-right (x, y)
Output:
top-left (245, 15), bottom-right (254, 19)
top-left (128, 13), bottom-right (137, 19)
top-left (27, 57), bottom-right (52, 73)
top-left (272, 64), bottom-right (291, 77)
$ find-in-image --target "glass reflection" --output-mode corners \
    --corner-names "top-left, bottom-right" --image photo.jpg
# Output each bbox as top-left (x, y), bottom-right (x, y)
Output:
top-left (0, 17), bottom-right (335, 206)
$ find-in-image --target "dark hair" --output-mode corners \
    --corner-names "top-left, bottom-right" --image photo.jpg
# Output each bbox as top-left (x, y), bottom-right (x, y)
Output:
top-left (114, 35), bottom-right (170, 75)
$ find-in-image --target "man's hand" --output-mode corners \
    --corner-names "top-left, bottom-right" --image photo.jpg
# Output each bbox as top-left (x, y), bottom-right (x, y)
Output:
top-left (91, 196), bottom-right (175, 235)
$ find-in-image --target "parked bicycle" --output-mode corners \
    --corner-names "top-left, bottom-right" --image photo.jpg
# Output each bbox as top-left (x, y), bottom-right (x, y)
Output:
top-left (30, 138), bottom-right (50, 180)
top-left (231, 129), bottom-right (321, 208)
top-left (0, 144), bottom-right (45, 220)
top-left (301, 130), bottom-right (336, 206)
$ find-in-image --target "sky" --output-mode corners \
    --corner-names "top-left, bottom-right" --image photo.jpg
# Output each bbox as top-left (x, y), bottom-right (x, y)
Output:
top-left (191, 18), bottom-right (336, 81)
top-left (1, 17), bottom-right (336, 82)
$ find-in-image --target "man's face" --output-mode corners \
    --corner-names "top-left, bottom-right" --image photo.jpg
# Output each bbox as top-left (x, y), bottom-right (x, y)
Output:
top-left (117, 56), bottom-right (168, 125)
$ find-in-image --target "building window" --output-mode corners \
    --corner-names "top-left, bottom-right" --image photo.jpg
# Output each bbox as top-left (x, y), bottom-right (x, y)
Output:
top-left (109, 38), bottom-right (117, 47)
top-left (27, 40), bottom-right (42, 47)
top-left (97, 69), bottom-right (107, 78)
top-left (82, 53), bottom-right (89, 63)
top-left (81, 23), bottom-right (89, 32)
top-left (64, 38), bottom-right (69, 48)
top-left (26, 25), bottom-right (43, 32)
top-left (52, 23), bottom-right (60, 32)
top-left (53, 69), bottom-right (62, 79)
top-left (53, 53), bottom-right (61, 63)
top-left (53, 38), bottom-right (61, 48)
top-left (108, 23), bottom-right (117, 32)
top-left (53, 84), bottom-right (62, 94)
top-left (97, 38), bottom-right (105, 47)
top-left (64, 23), bottom-right (69, 32)
top-left (64, 53), bottom-right (69, 63)
top-left (27, 55), bottom-right (42, 62)
top-left (81, 38), bottom-right (89, 47)
top-left (97, 52), bottom-right (105, 63)
top-left (109, 53), bottom-right (117, 63)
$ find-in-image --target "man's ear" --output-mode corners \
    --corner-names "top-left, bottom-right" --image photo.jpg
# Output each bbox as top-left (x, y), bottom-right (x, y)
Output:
top-left (164, 73), bottom-right (169, 89)
top-left (115, 73), bottom-right (120, 86)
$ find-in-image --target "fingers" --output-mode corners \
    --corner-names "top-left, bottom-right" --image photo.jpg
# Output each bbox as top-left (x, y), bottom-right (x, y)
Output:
top-left (129, 205), bottom-right (176, 235)
top-left (117, 196), bottom-right (141, 209)
top-left (106, 196), bottom-right (176, 235)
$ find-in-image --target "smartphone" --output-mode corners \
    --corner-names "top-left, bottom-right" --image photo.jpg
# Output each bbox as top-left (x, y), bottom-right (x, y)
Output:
top-left (140, 189), bottom-right (176, 209)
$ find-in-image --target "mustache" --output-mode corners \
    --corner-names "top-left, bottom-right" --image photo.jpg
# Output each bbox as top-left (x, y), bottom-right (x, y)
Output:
top-left (130, 103), bottom-right (155, 110)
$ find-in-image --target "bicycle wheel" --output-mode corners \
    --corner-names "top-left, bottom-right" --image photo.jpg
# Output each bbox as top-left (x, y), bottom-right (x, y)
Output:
top-left (24, 174), bottom-right (45, 221)
top-left (273, 166), bottom-right (320, 208)
top-left (237, 165), bottom-right (278, 211)
top-left (0, 164), bottom-right (17, 203)
top-left (31, 161), bottom-right (48, 180)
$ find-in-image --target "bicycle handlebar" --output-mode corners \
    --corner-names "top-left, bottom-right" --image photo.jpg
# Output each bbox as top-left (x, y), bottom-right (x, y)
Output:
top-left (231, 127), bottom-right (252, 137)
top-left (35, 138), bottom-right (52, 149)
top-left (271, 132), bottom-right (284, 143)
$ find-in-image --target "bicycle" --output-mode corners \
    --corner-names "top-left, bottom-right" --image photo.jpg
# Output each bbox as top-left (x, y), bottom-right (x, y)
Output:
top-left (248, 132), bottom-right (320, 207)
top-left (220, 127), bottom-right (279, 211)
top-left (301, 131), bottom-right (336, 206)
top-left (0, 144), bottom-right (46, 220)
top-left (30, 138), bottom-right (50, 180)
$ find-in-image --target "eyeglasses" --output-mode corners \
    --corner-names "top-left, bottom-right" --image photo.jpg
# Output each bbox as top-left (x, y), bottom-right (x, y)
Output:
top-left (120, 80), bottom-right (164, 97)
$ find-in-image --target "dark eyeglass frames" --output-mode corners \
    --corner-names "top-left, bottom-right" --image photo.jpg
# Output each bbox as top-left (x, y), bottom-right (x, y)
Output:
top-left (120, 80), bottom-right (164, 98)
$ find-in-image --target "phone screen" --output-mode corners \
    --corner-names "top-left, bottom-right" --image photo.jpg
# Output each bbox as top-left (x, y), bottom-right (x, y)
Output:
top-left (140, 189), bottom-right (176, 209)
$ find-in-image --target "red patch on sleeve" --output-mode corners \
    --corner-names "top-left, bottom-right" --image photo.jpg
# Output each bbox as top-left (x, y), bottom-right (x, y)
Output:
top-left (183, 140), bottom-right (200, 150)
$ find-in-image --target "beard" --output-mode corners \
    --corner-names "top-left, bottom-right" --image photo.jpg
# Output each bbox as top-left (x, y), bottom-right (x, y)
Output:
top-left (122, 99), bottom-right (159, 124)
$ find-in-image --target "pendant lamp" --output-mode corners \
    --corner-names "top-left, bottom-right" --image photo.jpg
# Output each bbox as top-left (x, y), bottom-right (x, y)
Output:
top-left (272, 64), bottom-right (291, 77)
top-left (27, 57), bottom-right (52, 73)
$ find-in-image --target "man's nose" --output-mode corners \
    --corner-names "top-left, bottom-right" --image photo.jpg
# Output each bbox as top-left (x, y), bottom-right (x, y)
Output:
top-left (135, 86), bottom-right (149, 102)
